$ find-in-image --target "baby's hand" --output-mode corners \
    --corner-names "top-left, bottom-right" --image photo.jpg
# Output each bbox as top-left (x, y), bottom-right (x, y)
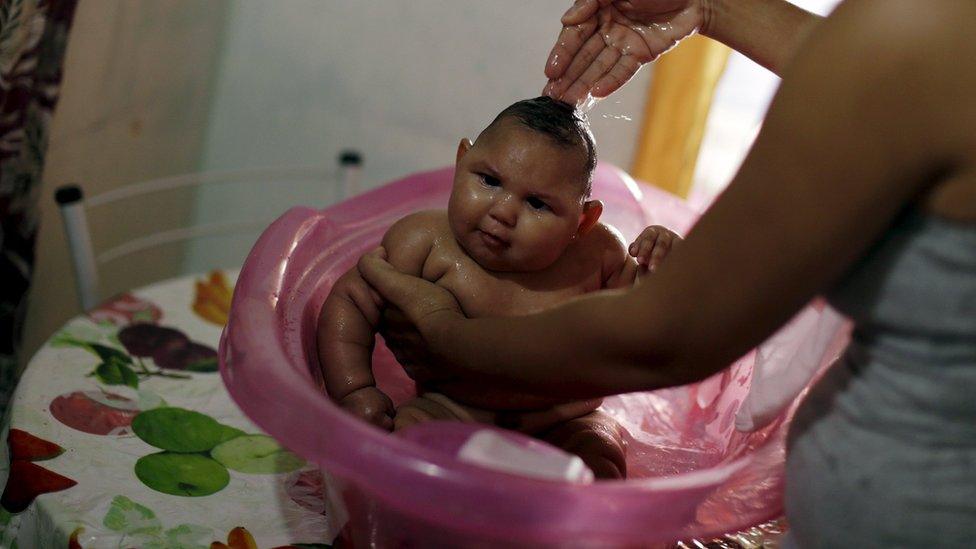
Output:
top-left (338, 386), bottom-right (395, 431)
top-left (629, 225), bottom-right (682, 273)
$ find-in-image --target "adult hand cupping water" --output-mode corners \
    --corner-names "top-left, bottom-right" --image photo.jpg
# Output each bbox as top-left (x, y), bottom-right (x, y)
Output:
top-left (544, 0), bottom-right (704, 105)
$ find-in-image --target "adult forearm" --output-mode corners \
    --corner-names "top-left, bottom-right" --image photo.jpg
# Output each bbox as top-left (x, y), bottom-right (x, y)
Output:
top-left (430, 289), bottom-right (703, 401)
top-left (702, 0), bottom-right (823, 75)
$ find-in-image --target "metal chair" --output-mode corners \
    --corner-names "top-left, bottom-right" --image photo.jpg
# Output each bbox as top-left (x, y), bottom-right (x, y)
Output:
top-left (55, 152), bottom-right (363, 311)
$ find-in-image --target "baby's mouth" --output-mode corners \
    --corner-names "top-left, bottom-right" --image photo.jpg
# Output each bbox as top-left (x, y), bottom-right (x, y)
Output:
top-left (477, 229), bottom-right (509, 249)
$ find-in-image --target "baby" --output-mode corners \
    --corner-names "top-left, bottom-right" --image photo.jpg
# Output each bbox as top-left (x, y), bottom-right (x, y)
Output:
top-left (317, 97), bottom-right (680, 479)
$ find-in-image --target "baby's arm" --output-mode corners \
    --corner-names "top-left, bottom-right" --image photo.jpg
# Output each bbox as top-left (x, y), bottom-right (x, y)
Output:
top-left (318, 267), bottom-right (393, 429)
top-left (602, 224), bottom-right (683, 289)
top-left (317, 212), bottom-right (438, 430)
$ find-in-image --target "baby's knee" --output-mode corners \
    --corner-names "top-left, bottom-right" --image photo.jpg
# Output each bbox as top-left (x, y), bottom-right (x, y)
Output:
top-left (392, 404), bottom-right (429, 432)
top-left (393, 393), bottom-right (474, 432)
top-left (542, 412), bottom-right (628, 479)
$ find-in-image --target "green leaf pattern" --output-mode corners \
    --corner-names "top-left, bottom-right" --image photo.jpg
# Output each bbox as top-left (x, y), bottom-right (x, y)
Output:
top-left (103, 495), bottom-right (162, 536)
top-left (95, 358), bottom-right (139, 388)
top-left (52, 323), bottom-right (200, 389)
top-left (7, 281), bottom-right (330, 544)
top-left (102, 495), bottom-right (211, 549)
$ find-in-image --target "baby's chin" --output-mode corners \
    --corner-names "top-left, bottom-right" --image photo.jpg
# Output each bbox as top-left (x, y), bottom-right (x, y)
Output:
top-left (456, 232), bottom-right (563, 273)
top-left (470, 247), bottom-right (558, 273)
top-left (459, 240), bottom-right (518, 272)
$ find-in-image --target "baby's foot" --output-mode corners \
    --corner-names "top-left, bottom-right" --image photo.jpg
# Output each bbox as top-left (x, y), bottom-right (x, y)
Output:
top-left (538, 411), bottom-right (627, 479)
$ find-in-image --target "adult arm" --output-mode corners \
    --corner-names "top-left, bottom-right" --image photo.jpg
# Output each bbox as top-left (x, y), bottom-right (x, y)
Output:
top-left (365, 1), bottom-right (966, 400)
top-left (701, 0), bottom-right (822, 75)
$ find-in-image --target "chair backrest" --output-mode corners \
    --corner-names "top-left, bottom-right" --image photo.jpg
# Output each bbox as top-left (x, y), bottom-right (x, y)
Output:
top-left (55, 155), bottom-right (363, 311)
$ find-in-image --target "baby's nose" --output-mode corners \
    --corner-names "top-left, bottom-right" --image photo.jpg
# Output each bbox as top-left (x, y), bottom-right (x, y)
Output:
top-left (488, 195), bottom-right (518, 227)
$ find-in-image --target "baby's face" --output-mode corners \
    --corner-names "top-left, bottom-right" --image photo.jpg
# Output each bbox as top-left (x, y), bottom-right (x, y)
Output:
top-left (448, 119), bottom-right (589, 272)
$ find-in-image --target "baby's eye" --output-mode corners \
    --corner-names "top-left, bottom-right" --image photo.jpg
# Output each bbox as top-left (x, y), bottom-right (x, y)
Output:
top-left (527, 197), bottom-right (550, 211)
top-left (479, 173), bottom-right (501, 187)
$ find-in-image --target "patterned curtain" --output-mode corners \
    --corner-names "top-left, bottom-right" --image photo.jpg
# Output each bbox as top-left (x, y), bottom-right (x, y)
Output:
top-left (0, 0), bottom-right (78, 410)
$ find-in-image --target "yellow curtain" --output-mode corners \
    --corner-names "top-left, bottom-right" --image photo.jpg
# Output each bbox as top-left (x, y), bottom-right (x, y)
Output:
top-left (631, 35), bottom-right (730, 198)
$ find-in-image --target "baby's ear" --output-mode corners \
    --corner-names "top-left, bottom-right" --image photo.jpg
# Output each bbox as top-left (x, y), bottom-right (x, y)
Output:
top-left (455, 138), bottom-right (473, 164)
top-left (577, 200), bottom-right (603, 236)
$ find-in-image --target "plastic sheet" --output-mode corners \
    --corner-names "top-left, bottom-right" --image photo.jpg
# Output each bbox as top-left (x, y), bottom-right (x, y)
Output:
top-left (219, 164), bottom-right (848, 547)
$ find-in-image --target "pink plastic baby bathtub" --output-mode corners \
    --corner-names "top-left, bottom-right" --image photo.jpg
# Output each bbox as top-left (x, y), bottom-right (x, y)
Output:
top-left (220, 165), bottom-right (829, 547)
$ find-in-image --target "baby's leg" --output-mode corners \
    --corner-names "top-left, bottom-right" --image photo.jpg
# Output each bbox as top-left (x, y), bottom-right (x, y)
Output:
top-left (537, 410), bottom-right (627, 480)
top-left (394, 392), bottom-right (480, 432)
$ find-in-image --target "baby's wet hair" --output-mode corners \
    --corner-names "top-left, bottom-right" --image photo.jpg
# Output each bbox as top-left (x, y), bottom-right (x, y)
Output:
top-left (485, 96), bottom-right (597, 197)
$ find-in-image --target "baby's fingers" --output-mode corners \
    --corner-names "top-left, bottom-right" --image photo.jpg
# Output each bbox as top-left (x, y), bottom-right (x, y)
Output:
top-left (639, 238), bottom-right (658, 268)
top-left (647, 237), bottom-right (671, 271)
top-left (630, 230), bottom-right (659, 266)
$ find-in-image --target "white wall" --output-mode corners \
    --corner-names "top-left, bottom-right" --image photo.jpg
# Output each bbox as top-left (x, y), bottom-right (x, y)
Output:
top-left (690, 0), bottom-right (843, 205)
top-left (186, 0), bottom-right (653, 272)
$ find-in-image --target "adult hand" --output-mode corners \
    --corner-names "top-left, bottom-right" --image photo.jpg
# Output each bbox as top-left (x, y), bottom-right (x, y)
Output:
top-left (357, 248), bottom-right (463, 383)
top-left (544, 0), bottom-right (705, 105)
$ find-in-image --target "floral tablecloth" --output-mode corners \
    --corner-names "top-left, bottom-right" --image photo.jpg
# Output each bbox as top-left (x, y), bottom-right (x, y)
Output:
top-left (0, 271), bottom-right (333, 548)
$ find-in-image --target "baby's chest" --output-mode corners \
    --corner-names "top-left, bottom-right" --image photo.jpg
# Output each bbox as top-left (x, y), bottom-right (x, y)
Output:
top-left (424, 254), bottom-right (596, 318)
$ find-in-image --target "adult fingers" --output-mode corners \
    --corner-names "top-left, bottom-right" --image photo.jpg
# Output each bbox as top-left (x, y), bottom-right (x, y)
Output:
top-left (592, 52), bottom-right (645, 98)
top-left (617, 0), bottom-right (694, 25)
top-left (560, 0), bottom-right (602, 26)
top-left (357, 248), bottom-right (430, 312)
top-left (378, 314), bottom-right (426, 359)
top-left (379, 307), bottom-right (410, 332)
top-left (546, 25), bottom-right (605, 99)
top-left (545, 16), bottom-right (600, 80)
top-left (560, 45), bottom-right (622, 106)
top-left (399, 358), bottom-right (436, 385)
top-left (380, 328), bottom-right (425, 361)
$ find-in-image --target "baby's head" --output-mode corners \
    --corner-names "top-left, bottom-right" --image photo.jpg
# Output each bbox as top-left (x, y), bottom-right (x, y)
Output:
top-left (449, 96), bottom-right (601, 272)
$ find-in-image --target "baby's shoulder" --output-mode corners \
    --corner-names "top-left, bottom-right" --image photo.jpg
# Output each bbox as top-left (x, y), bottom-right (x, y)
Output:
top-left (577, 222), bottom-right (636, 288)
top-left (383, 210), bottom-right (449, 246)
top-left (580, 222), bottom-right (628, 255)
top-left (381, 210), bottom-right (450, 274)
